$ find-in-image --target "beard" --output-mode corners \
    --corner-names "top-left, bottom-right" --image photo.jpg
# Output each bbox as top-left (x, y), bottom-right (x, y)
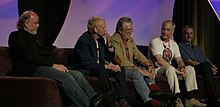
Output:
top-left (25, 27), bottom-right (38, 35)
top-left (29, 29), bottom-right (38, 35)
top-left (30, 31), bottom-right (37, 35)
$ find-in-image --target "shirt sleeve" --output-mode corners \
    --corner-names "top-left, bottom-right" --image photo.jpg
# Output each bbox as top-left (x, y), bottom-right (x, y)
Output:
top-left (149, 38), bottom-right (162, 56)
top-left (179, 43), bottom-right (191, 63)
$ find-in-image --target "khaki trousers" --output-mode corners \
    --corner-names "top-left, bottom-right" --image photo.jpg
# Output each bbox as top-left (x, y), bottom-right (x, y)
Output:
top-left (155, 65), bottom-right (198, 94)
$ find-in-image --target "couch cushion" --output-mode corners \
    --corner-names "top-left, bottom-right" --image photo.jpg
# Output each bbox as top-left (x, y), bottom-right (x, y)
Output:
top-left (0, 46), bottom-right (12, 76)
top-left (52, 48), bottom-right (74, 68)
top-left (0, 76), bottom-right (62, 107)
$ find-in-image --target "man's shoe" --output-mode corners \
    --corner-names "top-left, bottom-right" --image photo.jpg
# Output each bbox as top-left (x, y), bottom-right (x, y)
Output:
top-left (207, 102), bottom-right (220, 107)
top-left (91, 89), bottom-right (117, 107)
top-left (149, 90), bottom-right (173, 100)
top-left (185, 98), bottom-right (206, 107)
top-left (90, 94), bottom-right (105, 107)
top-left (208, 97), bottom-right (220, 107)
top-left (175, 98), bottom-right (184, 107)
top-left (215, 102), bottom-right (220, 107)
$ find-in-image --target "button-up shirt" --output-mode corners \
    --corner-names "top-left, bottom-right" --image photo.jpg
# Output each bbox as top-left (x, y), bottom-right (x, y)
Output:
top-left (179, 42), bottom-right (208, 63)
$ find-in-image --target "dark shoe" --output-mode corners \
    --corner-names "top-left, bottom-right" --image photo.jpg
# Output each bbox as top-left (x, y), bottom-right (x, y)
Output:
top-left (208, 102), bottom-right (220, 107)
top-left (149, 90), bottom-right (173, 100)
top-left (208, 99), bottom-right (220, 107)
top-left (215, 103), bottom-right (220, 107)
top-left (114, 99), bottom-right (131, 107)
top-left (91, 89), bottom-right (117, 107)
top-left (207, 97), bottom-right (220, 107)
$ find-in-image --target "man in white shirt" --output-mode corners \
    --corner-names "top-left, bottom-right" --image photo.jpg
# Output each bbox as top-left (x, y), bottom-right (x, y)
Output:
top-left (148, 20), bottom-right (206, 107)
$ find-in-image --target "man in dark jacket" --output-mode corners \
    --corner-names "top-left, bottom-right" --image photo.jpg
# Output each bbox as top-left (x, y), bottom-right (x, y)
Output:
top-left (8, 10), bottom-right (116, 107)
top-left (70, 16), bottom-right (131, 107)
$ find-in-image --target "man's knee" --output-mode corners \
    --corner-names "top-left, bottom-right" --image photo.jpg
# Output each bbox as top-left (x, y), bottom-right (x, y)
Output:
top-left (165, 66), bottom-right (176, 75)
top-left (201, 61), bottom-right (212, 68)
top-left (69, 70), bottom-right (85, 79)
top-left (131, 70), bottom-right (143, 79)
top-left (185, 65), bottom-right (196, 75)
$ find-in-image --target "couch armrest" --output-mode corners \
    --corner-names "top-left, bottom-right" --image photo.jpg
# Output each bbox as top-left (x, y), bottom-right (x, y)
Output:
top-left (0, 76), bottom-right (62, 107)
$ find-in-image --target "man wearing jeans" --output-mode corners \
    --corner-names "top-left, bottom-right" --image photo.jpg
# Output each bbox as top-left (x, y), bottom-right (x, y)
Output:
top-left (111, 17), bottom-right (172, 107)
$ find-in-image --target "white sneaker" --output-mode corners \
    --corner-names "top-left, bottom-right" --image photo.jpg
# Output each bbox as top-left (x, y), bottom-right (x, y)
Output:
top-left (185, 98), bottom-right (207, 107)
top-left (175, 98), bottom-right (184, 107)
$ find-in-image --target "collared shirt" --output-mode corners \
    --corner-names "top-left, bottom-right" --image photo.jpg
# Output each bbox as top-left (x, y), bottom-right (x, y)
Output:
top-left (179, 42), bottom-right (208, 63)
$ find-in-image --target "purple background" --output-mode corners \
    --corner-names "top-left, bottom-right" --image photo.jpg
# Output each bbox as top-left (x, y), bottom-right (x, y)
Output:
top-left (0, 0), bottom-right (175, 47)
top-left (0, 0), bottom-right (18, 46)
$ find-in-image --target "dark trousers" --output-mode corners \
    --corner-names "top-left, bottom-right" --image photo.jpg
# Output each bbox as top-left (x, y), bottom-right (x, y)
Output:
top-left (194, 61), bottom-right (217, 98)
top-left (108, 68), bottom-right (129, 99)
top-left (78, 68), bottom-right (129, 99)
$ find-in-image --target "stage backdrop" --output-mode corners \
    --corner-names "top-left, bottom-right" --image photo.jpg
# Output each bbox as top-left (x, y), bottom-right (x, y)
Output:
top-left (0, 0), bottom-right (18, 46)
top-left (54, 0), bottom-right (175, 48)
top-left (0, 0), bottom-right (175, 47)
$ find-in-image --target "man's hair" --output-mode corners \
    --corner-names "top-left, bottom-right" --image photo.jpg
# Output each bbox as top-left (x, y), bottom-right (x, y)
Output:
top-left (182, 25), bottom-right (194, 35)
top-left (115, 17), bottom-right (132, 33)
top-left (182, 25), bottom-right (194, 41)
top-left (17, 10), bottom-right (35, 30)
top-left (87, 16), bottom-right (104, 33)
top-left (162, 20), bottom-right (176, 29)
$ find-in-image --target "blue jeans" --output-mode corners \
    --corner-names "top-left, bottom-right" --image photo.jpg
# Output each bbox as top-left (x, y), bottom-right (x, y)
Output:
top-left (34, 66), bottom-right (96, 107)
top-left (125, 68), bottom-right (155, 103)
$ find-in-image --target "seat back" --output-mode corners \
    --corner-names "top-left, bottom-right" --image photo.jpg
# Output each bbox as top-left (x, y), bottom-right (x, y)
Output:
top-left (0, 46), bottom-right (12, 76)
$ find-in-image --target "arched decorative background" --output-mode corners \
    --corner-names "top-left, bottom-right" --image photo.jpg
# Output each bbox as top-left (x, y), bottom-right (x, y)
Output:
top-left (0, 0), bottom-right (220, 67)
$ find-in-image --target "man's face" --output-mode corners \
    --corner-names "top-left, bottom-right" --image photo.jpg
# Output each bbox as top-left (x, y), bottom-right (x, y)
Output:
top-left (161, 22), bottom-right (174, 41)
top-left (121, 22), bottom-right (133, 40)
top-left (25, 13), bottom-right (39, 35)
top-left (95, 20), bottom-right (107, 37)
top-left (183, 28), bottom-right (194, 42)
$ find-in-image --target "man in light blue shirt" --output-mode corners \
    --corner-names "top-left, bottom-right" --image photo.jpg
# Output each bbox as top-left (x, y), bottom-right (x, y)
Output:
top-left (179, 25), bottom-right (219, 107)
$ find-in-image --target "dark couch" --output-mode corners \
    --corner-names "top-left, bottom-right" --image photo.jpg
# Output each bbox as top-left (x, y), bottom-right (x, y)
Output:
top-left (52, 46), bottom-right (220, 105)
top-left (0, 46), bottom-right (62, 107)
top-left (1, 46), bottom-right (220, 107)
